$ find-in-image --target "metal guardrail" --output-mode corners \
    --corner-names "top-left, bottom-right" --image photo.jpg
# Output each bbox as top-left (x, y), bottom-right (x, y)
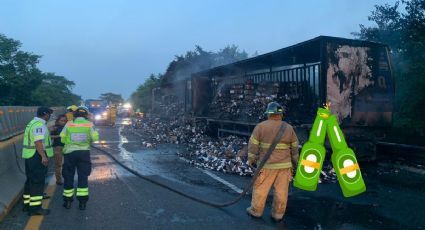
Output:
top-left (0, 106), bottom-right (65, 141)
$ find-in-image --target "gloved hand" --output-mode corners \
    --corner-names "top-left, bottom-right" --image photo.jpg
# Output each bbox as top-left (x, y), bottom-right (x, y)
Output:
top-left (288, 167), bottom-right (297, 182)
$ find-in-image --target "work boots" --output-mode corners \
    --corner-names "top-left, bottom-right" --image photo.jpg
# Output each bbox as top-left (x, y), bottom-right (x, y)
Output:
top-left (271, 216), bottom-right (283, 223)
top-left (63, 200), bottom-right (72, 209)
top-left (28, 208), bottom-right (50, 216)
top-left (79, 202), bottom-right (86, 210)
top-left (246, 207), bottom-right (261, 219)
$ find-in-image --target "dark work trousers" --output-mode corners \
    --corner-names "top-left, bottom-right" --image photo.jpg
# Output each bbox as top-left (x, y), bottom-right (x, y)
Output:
top-left (62, 150), bottom-right (92, 203)
top-left (23, 152), bottom-right (48, 211)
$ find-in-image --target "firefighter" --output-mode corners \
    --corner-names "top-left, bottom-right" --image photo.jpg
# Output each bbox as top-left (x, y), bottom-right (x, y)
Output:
top-left (60, 106), bottom-right (99, 210)
top-left (22, 107), bottom-right (54, 216)
top-left (246, 102), bottom-right (299, 222)
top-left (65, 105), bottom-right (78, 121)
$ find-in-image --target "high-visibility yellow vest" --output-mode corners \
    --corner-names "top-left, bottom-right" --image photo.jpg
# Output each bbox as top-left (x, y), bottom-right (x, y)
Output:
top-left (22, 119), bottom-right (53, 159)
top-left (61, 118), bottom-right (99, 154)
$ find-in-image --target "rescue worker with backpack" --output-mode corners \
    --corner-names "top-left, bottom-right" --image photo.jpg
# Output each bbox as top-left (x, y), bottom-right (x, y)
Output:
top-left (60, 106), bottom-right (99, 210)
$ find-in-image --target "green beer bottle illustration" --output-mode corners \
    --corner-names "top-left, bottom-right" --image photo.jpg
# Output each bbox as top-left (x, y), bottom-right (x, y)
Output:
top-left (327, 115), bottom-right (366, 197)
top-left (294, 107), bottom-right (330, 191)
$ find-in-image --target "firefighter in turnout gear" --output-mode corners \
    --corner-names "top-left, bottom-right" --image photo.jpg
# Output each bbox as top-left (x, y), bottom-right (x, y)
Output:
top-left (246, 102), bottom-right (299, 222)
top-left (60, 106), bottom-right (99, 210)
top-left (22, 107), bottom-right (54, 216)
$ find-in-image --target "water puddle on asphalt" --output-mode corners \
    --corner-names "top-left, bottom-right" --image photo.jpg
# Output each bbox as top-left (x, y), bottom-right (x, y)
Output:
top-left (118, 126), bottom-right (135, 161)
top-left (116, 126), bottom-right (228, 190)
top-left (117, 126), bottom-right (183, 179)
top-left (287, 194), bottom-right (401, 229)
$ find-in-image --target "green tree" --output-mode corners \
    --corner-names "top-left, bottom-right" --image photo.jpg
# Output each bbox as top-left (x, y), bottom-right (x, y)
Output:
top-left (31, 73), bottom-right (81, 106)
top-left (161, 45), bottom-right (248, 83)
top-left (100, 92), bottom-right (124, 105)
top-left (353, 0), bottom-right (425, 132)
top-left (0, 33), bottom-right (80, 106)
top-left (130, 74), bottom-right (160, 112)
top-left (214, 44), bottom-right (249, 66)
top-left (0, 34), bottom-right (43, 105)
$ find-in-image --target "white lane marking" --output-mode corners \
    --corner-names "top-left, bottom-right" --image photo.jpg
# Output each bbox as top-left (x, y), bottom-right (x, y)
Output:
top-left (199, 169), bottom-right (243, 194)
top-left (94, 140), bottom-right (138, 144)
top-left (317, 120), bottom-right (323, 136)
top-left (334, 126), bottom-right (342, 142)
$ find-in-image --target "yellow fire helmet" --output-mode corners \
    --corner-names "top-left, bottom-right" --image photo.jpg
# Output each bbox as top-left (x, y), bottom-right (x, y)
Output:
top-left (66, 105), bottom-right (78, 112)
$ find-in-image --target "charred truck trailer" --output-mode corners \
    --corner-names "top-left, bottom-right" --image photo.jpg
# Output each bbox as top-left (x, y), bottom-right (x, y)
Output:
top-left (186, 36), bottom-right (394, 158)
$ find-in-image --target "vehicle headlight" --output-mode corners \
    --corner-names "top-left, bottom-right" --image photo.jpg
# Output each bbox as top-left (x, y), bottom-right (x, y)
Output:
top-left (95, 115), bottom-right (102, 120)
top-left (102, 112), bottom-right (108, 116)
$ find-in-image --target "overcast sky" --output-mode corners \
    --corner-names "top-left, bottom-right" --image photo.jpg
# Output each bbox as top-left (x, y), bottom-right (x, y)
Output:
top-left (0, 0), bottom-right (397, 100)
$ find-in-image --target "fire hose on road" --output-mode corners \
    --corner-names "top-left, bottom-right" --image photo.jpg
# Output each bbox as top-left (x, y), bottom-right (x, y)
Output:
top-left (91, 123), bottom-right (287, 208)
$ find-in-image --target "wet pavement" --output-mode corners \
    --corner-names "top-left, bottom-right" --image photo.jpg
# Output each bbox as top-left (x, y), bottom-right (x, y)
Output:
top-left (1, 119), bottom-right (424, 229)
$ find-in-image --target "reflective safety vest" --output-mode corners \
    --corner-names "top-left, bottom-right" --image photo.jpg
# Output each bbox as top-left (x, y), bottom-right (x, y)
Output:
top-left (22, 119), bottom-right (53, 159)
top-left (61, 118), bottom-right (99, 154)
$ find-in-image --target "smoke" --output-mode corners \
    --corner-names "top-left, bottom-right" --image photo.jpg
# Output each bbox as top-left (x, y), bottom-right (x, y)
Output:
top-left (156, 45), bottom-right (248, 105)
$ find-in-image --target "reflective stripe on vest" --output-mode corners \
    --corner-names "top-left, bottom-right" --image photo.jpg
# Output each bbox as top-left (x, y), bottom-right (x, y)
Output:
top-left (259, 142), bottom-right (291, 150)
top-left (67, 123), bottom-right (93, 127)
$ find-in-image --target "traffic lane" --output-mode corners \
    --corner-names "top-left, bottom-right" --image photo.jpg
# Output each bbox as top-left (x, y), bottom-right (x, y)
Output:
top-left (116, 125), bottom-right (425, 229)
top-left (39, 149), bottom-right (279, 230)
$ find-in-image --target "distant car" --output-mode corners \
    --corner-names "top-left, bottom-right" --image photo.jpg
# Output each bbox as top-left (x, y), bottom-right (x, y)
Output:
top-left (118, 103), bottom-right (133, 118)
top-left (85, 99), bottom-right (115, 126)
top-left (89, 107), bottom-right (110, 125)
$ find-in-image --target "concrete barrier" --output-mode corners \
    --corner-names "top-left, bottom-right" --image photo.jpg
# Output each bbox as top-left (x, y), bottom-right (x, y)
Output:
top-left (0, 106), bottom-right (66, 141)
top-left (0, 106), bottom-right (65, 221)
top-left (0, 108), bottom-right (7, 140)
top-left (0, 135), bottom-right (25, 221)
top-left (0, 106), bottom-right (36, 141)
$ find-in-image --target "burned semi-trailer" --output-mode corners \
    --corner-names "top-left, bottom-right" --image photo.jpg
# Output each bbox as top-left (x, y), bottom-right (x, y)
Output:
top-left (187, 36), bottom-right (394, 158)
